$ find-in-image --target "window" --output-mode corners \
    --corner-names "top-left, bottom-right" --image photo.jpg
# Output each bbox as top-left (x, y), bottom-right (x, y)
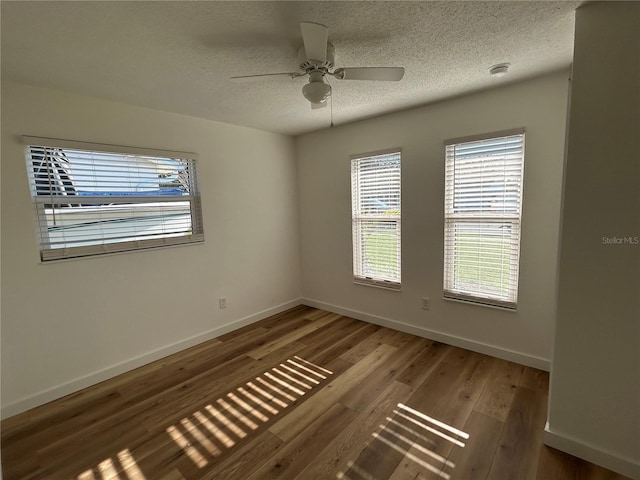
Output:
top-left (351, 150), bottom-right (401, 289)
top-left (443, 130), bottom-right (525, 309)
top-left (24, 136), bottom-right (204, 261)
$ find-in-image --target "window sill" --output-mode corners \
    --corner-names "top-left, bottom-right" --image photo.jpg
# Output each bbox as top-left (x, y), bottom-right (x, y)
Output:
top-left (443, 294), bottom-right (517, 311)
top-left (354, 278), bottom-right (401, 291)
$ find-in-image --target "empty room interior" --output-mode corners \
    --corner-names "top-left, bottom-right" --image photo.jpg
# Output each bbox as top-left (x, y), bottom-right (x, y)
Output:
top-left (1, 1), bottom-right (638, 479)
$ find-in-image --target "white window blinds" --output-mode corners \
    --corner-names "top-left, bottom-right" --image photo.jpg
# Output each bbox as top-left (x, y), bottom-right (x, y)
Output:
top-left (24, 137), bottom-right (204, 261)
top-left (351, 150), bottom-right (401, 289)
top-left (444, 130), bottom-right (525, 309)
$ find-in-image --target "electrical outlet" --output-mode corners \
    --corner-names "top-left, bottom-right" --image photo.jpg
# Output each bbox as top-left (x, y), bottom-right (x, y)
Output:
top-left (421, 297), bottom-right (430, 310)
top-left (219, 297), bottom-right (227, 309)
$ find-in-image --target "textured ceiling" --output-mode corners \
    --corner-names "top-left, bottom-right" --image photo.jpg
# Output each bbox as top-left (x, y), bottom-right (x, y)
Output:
top-left (1, 1), bottom-right (580, 136)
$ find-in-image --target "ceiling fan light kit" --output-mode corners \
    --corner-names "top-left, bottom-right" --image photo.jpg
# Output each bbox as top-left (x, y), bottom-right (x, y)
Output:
top-left (231, 22), bottom-right (405, 109)
top-left (302, 72), bottom-right (331, 104)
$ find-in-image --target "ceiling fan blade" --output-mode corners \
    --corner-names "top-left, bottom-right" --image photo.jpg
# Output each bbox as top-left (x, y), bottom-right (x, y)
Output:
top-left (311, 101), bottom-right (327, 110)
top-left (334, 67), bottom-right (405, 81)
top-left (300, 22), bottom-right (328, 63)
top-left (231, 72), bottom-right (303, 81)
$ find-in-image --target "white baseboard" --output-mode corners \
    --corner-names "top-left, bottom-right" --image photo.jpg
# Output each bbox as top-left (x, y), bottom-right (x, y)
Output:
top-left (1, 298), bottom-right (303, 420)
top-left (301, 297), bottom-right (550, 371)
top-left (2, 297), bottom-right (550, 419)
top-left (544, 423), bottom-right (640, 479)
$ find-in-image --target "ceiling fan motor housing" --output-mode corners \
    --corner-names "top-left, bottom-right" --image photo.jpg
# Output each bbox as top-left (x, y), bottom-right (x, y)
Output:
top-left (298, 43), bottom-right (335, 73)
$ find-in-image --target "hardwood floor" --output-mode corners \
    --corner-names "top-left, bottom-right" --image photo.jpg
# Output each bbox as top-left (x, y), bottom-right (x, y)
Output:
top-left (1, 306), bottom-right (630, 480)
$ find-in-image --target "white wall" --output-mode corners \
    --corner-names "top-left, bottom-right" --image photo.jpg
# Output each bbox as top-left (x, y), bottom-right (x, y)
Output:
top-left (1, 81), bottom-right (301, 417)
top-left (545, 3), bottom-right (640, 479)
top-left (297, 70), bottom-right (570, 368)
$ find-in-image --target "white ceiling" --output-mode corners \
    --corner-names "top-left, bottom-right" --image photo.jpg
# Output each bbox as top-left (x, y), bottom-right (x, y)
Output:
top-left (1, 1), bottom-right (580, 136)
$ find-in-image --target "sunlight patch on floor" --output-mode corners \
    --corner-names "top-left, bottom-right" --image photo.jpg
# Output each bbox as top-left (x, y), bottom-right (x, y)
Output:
top-left (337, 460), bottom-right (378, 480)
top-left (166, 356), bottom-right (333, 468)
top-left (337, 403), bottom-right (469, 480)
top-left (167, 425), bottom-right (208, 468)
top-left (372, 432), bottom-right (451, 479)
top-left (76, 449), bottom-right (147, 480)
top-left (380, 422), bottom-right (455, 468)
top-left (397, 403), bottom-right (469, 439)
top-left (392, 410), bottom-right (466, 447)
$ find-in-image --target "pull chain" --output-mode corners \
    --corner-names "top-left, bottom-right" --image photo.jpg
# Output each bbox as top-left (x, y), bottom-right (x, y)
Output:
top-left (327, 76), bottom-right (334, 128)
top-left (330, 91), bottom-right (334, 128)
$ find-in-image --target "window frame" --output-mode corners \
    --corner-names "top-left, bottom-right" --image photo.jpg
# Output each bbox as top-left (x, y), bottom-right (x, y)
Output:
top-left (23, 136), bottom-right (204, 262)
top-left (443, 129), bottom-right (525, 310)
top-left (350, 148), bottom-right (402, 290)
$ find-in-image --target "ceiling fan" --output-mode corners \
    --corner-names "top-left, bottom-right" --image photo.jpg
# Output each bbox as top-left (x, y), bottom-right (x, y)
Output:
top-left (231, 22), bottom-right (405, 109)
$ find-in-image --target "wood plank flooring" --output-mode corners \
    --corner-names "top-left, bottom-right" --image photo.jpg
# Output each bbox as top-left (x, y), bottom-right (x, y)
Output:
top-left (1, 306), bottom-right (631, 480)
